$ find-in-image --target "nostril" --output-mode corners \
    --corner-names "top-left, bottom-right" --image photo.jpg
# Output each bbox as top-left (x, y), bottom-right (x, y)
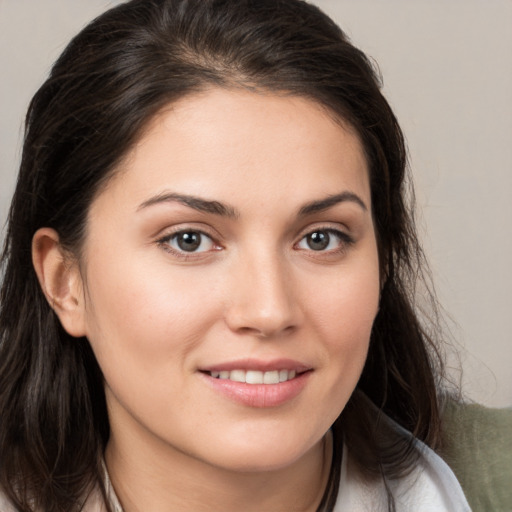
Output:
top-left (224, 267), bottom-right (302, 337)
top-left (234, 323), bottom-right (297, 339)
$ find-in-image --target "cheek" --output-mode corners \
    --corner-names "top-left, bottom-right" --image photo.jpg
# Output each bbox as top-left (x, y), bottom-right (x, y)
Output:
top-left (81, 254), bottom-right (221, 375)
top-left (316, 262), bottom-right (380, 339)
top-left (309, 259), bottom-right (380, 391)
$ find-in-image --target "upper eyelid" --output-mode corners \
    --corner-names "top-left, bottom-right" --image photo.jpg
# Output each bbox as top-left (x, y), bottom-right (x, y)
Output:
top-left (296, 222), bottom-right (351, 239)
top-left (159, 227), bottom-right (212, 238)
top-left (156, 228), bottom-right (219, 253)
top-left (154, 222), bottom-right (352, 245)
top-left (155, 224), bottom-right (219, 242)
top-left (295, 225), bottom-right (355, 249)
top-left (156, 229), bottom-right (220, 259)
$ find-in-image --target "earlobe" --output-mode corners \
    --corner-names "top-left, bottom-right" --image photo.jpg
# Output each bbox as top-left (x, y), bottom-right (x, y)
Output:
top-left (32, 228), bottom-right (87, 337)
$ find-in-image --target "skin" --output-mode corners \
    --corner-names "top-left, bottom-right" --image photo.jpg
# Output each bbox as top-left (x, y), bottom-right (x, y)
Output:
top-left (33, 88), bottom-right (380, 511)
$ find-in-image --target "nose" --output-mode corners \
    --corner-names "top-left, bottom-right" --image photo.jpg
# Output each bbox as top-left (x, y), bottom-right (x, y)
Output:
top-left (224, 251), bottom-right (302, 338)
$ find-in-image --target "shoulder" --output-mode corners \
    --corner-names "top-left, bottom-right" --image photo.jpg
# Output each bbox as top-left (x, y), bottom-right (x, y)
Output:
top-left (81, 466), bottom-right (123, 512)
top-left (334, 438), bottom-right (472, 512)
top-left (0, 489), bottom-right (16, 512)
top-left (0, 485), bottom-right (115, 512)
top-left (390, 440), bottom-right (472, 511)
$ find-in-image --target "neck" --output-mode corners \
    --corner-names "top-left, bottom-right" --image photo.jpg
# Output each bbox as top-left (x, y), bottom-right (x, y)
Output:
top-left (104, 426), bottom-right (332, 512)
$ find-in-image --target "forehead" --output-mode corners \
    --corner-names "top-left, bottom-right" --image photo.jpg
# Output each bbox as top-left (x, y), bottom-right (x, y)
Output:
top-left (95, 88), bottom-right (370, 215)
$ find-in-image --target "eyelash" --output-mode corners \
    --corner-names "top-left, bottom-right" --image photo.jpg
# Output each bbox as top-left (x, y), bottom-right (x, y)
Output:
top-left (294, 228), bottom-right (354, 255)
top-left (157, 228), bottom-right (221, 260)
top-left (156, 226), bottom-right (354, 260)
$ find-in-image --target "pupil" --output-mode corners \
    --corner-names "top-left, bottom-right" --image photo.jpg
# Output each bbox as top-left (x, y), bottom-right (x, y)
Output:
top-left (308, 231), bottom-right (329, 251)
top-left (177, 232), bottom-right (201, 251)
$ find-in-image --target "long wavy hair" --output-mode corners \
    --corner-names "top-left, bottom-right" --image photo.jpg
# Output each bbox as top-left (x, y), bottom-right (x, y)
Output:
top-left (0, 1), bottom-right (444, 511)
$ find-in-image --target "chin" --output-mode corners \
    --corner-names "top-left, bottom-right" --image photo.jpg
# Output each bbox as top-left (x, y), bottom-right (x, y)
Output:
top-left (202, 432), bottom-right (323, 474)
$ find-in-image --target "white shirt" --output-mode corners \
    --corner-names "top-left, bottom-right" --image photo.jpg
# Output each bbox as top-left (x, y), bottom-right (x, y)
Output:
top-left (0, 441), bottom-right (471, 512)
top-left (334, 441), bottom-right (471, 512)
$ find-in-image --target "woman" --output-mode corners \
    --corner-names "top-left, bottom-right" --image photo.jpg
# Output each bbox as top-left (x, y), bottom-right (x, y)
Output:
top-left (0, 0), bottom-right (470, 511)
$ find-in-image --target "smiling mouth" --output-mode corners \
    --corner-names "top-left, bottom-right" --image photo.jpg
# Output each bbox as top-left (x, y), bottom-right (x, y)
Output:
top-left (200, 365), bottom-right (312, 407)
top-left (206, 369), bottom-right (299, 384)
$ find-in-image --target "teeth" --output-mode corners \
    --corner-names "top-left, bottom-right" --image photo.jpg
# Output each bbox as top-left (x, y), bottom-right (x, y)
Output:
top-left (246, 370), bottom-right (263, 384)
top-left (210, 369), bottom-right (298, 384)
top-left (230, 370), bottom-right (246, 383)
top-left (263, 370), bottom-right (279, 384)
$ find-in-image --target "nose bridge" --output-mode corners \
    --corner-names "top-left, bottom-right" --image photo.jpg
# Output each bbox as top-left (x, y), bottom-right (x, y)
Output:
top-left (226, 244), bottom-right (300, 337)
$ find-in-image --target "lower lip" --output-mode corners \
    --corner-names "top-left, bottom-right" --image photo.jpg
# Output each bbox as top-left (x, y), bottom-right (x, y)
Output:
top-left (200, 371), bottom-right (311, 408)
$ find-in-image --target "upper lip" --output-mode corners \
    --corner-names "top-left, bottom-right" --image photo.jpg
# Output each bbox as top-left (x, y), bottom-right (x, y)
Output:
top-left (199, 358), bottom-right (312, 373)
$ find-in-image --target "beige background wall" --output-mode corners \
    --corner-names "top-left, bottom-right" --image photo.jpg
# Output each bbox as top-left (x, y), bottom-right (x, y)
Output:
top-left (1, 0), bottom-right (511, 407)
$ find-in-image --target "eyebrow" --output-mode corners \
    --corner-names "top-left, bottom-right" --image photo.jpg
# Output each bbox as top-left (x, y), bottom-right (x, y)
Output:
top-left (137, 192), bottom-right (239, 218)
top-left (137, 190), bottom-right (367, 218)
top-left (298, 192), bottom-right (368, 216)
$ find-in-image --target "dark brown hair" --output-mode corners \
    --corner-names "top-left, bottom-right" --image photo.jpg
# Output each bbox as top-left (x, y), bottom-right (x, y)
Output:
top-left (0, 1), bottom-right (444, 510)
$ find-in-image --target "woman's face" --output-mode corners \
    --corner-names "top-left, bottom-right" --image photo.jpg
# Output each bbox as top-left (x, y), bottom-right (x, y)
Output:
top-left (77, 88), bottom-right (380, 472)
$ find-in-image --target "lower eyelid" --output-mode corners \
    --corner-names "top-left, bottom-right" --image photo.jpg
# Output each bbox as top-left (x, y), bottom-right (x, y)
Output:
top-left (156, 226), bottom-right (353, 257)
top-left (295, 228), bottom-right (354, 252)
top-left (157, 230), bottom-right (218, 253)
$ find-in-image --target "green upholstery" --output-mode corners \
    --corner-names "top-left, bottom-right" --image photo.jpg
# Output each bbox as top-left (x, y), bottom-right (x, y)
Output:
top-left (440, 399), bottom-right (512, 512)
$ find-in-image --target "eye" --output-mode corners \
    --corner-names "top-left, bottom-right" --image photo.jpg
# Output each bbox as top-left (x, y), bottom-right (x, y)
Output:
top-left (296, 229), bottom-right (351, 252)
top-left (161, 230), bottom-right (217, 254)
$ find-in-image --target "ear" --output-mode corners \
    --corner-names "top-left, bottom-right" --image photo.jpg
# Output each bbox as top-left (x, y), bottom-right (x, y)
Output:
top-left (32, 228), bottom-right (87, 337)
